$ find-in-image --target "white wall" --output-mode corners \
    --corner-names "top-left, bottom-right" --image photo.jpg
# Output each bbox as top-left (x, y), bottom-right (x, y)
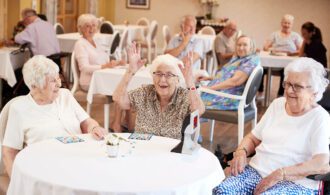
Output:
top-left (114, 0), bottom-right (330, 64)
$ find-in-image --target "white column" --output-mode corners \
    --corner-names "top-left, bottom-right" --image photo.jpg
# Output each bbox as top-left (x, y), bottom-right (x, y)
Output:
top-left (42, 0), bottom-right (57, 25)
top-left (87, 0), bottom-right (98, 16)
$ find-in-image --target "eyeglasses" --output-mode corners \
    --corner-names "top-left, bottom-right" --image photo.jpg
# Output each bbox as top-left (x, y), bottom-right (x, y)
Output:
top-left (282, 81), bottom-right (311, 93)
top-left (153, 72), bottom-right (178, 79)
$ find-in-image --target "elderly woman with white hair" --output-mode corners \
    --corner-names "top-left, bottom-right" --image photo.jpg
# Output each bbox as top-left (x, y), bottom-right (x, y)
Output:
top-left (73, 13), bottom-right (122, 91)
top-left (113, 43), bottom-right (205, 139)
top-left (214, 57), bottom-right (330, 194)
top-left (2, 56), bottom-right (107, 177)
top-left (260, 14), bottom-right (303, 97)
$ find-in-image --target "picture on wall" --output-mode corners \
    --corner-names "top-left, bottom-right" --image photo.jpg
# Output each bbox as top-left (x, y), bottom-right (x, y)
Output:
top-left (126, 0), bottom-right (150, 9)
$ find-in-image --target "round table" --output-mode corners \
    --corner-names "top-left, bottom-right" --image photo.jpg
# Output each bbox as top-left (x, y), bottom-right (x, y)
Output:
top-left (8, 134), bottom-right (224, 195)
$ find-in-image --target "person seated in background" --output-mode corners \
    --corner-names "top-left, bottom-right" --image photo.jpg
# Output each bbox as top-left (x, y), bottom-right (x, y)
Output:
top-left (260, 14), bottom-right (303, 97)
top-left (14, 8), bottom-right (60, 57)
top-left (215, 20), bottom-right (239, 68)
top-left (2, 56), bottom-right (107, 177)
top-left (300, 22), bottom-right (327, 68)
top-left (165, 15), bottom-right (203, 70)
top-left (73, 14), bottom-right (124, 131)
top-left (200, 35), bottom-right (260, 110)
top-left (213, 57), bottom-right (330, 194)
top-left (74, 13), bottom-right (123, 91)
top-left (113, 43), bottom-right (205, 139)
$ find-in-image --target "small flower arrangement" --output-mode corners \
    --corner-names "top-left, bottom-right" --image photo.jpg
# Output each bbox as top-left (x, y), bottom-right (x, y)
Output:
top-left (105, 134), bottom-right (128, 146)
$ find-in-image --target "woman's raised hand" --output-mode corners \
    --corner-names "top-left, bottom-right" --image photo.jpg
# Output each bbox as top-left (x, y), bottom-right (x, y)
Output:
top-left (127, 42), bottom-right (146, 74)
top-left (179, 51), bottom-right (194, 87)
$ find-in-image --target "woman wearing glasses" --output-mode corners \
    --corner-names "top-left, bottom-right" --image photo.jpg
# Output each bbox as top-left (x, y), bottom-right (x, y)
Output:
top-left (213, 57), bottom-right (329, 194)
top-left (113, 43), bottom-right (205, 139)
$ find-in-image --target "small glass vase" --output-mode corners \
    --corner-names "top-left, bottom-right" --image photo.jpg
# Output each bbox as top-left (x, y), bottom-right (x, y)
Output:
top-left (106, 144), bottom-right (119, 158)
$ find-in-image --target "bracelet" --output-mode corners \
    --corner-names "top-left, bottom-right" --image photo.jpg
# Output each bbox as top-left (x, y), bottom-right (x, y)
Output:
top-left (236, 147), bottom-right (248, 156)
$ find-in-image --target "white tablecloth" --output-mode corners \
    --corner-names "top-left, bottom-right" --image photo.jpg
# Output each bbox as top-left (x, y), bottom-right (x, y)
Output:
top-left (113, 25), bottom-right (147, 44)
top-left (259, 51), bottom-right (298, 106)
top-left (57, 33), bottom-right (114, 53)
top-left (8, 134), bottom-right (224, 195)
top-left (87, 66), bottom-right (153, 104)
top-left (194, 34), bottom-right (216, 56)
top-left (0, 47), bottom-right (29, 87)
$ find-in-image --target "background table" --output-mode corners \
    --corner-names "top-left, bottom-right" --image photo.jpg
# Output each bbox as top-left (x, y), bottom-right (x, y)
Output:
top-left (8, 134), bottom-right (224, 195)
top-left (259, 51), bottom-right (297, 106)
top-left (87, 66), bottom-right (153, 104)
top-left (0, 47), bottom-right (29, 108)
top-left (113, 25), bottom-right (147, 44)
top-left (57, 33), bottom-right (114, 53)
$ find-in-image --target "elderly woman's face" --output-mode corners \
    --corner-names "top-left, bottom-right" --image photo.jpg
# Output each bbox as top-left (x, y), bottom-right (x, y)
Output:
top-left (153, 64), bottom-right (179, 99)
top-left (284, 71), bottom-right (315, 113)
top-left (281, 19), bottom-right (293, 32)
top-left (236, 37), bottom-right (251, 57)
top-left (40, 74), bottom-right (61, 102)
top-left (81, 21), bottom-right (97, 38)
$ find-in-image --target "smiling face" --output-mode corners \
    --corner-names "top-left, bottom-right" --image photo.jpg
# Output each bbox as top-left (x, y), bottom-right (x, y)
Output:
top-left (153, 64), bottom-right (179, 100)
top-left (284, 71), bottom-right (315, 115)
top-left (281, 18), bottom-right (293, 33)
top-left (236, 36), bottom-right (252, 57)
top-left (80, 20), bottom-right (97, 39)
top-left (39, 74), bottom-right (61, 103)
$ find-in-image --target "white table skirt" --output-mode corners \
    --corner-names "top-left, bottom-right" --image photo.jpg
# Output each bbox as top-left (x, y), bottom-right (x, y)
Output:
top-left (194, 34), bottom-right (216, 56)
top-left (0, 47), bottom-right (29, 87)
top-left (113, 25), bottom-right (146, 44)
top-left (57, 33), bottom-right (114, 53)
top-left (8, 134), bottom-right (224, 195)
top-left (87, 66), bottom-right (153, 104)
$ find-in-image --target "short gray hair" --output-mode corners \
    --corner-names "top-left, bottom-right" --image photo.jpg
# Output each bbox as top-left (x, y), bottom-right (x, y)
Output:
top-left (282, 14), bottom-right (294, 22)
top-left (77, 14), bottom-right (98, 33)
top-left (284, 57), bottom-right (329, 102)
top-left (23, 55), bottom-right (59, 90)
top-left (149, 54), bottom-right (185, 86)
top-left (180, 15), bottom-right (197, 27)
top-left (21, 8), bottom-right (37, 19)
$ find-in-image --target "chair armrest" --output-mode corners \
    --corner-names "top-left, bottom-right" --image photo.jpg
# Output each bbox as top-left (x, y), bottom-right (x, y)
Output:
top-left (307, 172), bottom-right (330, 181)
top-left (199, 87), bottom-right (244, 100)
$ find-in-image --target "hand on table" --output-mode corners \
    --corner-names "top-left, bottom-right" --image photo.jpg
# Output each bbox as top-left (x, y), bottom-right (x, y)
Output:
top-left (91, 126), bottom-right (108, 140)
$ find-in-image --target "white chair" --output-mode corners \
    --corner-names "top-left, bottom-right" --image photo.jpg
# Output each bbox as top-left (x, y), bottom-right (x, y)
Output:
top-left (71, 52), bottom-right (111, 130)
top-left (162, 25), bottom-right (171, 54)
top-left (117, 29), bottom-right (128, 61)
top-left (0, 96), bottom-right (24, 194)
top-left (199, 65), bottom-right (263, 144)
top-left (136, 17), bottom-right (150, 37)
top-left (137, 20), bottom-right (158, 63)
top-left (54, 23), bottom-right (65, 34)
top-left (198, 26), bottom-right (216, 35)
top-left (109, 32), bottom-right (121, 59)
top-left (100, 21), bottom-right (114, 34)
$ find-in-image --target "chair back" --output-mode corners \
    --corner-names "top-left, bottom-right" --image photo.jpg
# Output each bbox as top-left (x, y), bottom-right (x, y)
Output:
top-left (110, 32), bottom-right (121, 55)
top-left (162, 25), bottom-right (171, 53)
top-left (242, 65), bottom-right (263, 106)
top-left (70, 52), bottom-right (80, 94)
top-left (318, 85), bottom-right (330, 112)
top-left (148, 20), bottom-right (158, 42)
top-left (136, 17), bottom-right (150, 26)
top-left (100, 21), bottom-right (114, 34)
top-left (0, 96), bottom-right (24, 174)
top-left (118, 29), bottom-right (128, 51)
top-left (198, 26), bottom-right (216, 35)
top-left (54, 23), bottom-right (65, 34)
